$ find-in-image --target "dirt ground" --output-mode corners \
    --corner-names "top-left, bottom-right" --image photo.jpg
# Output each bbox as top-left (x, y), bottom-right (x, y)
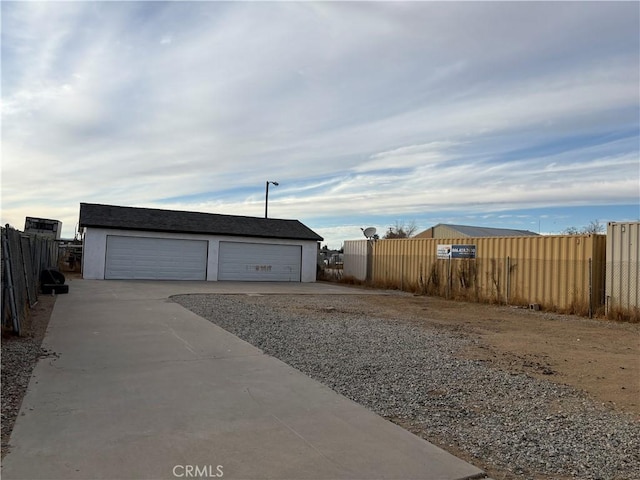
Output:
top-left (1, 295), bottom-right (56, 459)
top-left (363, 294), bottom-right (639, 419)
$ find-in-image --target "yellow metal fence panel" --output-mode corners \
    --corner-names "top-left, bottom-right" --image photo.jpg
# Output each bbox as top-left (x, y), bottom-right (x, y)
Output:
top-left (371, 235), bottom-right (607, 313)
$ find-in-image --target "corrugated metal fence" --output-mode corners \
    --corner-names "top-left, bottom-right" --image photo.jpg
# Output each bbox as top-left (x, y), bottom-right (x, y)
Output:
top-left (345, 235), bottom-right (607, 315)
top-left (1, 225), bottom-right (59, 335)
top-left (606, 222), bottom-right (640, 315)
top-left (344, 240), bottom-right (370, 281)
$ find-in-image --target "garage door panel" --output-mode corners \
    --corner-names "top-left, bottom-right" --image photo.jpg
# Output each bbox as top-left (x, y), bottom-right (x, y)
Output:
top-left (105, 236), bottom-right (208, 280)
top-left (218, 242), bottom-right (301, 282)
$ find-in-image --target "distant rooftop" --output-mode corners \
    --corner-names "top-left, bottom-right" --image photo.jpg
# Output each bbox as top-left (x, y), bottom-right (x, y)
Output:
top-left (416, 223), bottom-right (539, 239)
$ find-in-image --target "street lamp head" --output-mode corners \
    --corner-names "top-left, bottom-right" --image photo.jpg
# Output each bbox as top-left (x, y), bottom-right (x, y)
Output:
top-left (265, 181), bottom-right (279, 218)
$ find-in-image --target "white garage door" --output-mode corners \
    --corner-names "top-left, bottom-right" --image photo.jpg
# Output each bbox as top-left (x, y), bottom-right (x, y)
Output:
top-left (105, 236), bottom-right (208, 280)
top-left (218, 242), bottom-right (301, 282)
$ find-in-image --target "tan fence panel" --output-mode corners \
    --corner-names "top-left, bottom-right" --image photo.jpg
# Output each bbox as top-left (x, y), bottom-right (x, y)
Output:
top-left (372, 235), bottom-right (606, 313)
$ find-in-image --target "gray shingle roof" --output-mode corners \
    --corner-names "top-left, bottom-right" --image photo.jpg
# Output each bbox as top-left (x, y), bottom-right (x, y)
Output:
top-left (418, 223), bottom-right (539, 238)
top-left (79, 203), bottom-right (323, 241)
top-left (444, 224), bottom-right (538, 237)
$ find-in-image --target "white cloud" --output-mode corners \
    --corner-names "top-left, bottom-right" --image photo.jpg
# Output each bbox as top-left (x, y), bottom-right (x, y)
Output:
top-left (1, 1), bottom-right (638, 242)
top-left (357, 142), bottom-right (457, 172)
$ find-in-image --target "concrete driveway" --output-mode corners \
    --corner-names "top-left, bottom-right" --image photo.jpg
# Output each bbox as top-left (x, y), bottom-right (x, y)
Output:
top-left (2, 279), bottom-right (485, 480)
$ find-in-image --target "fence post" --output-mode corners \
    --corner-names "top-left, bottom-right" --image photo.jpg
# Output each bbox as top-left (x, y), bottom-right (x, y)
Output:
top-left (2, 226), bottom-right (21, 335)
top-left (20, 236), bottom-right (36, 307)
top-left (447, 256), bottom-right (452, 298)
top-left (506, 256), bottom-right (511, 305)
top-left (366, 241), bottom-right (373, 284)
top-left (588, 257), bottom-right (593, 319)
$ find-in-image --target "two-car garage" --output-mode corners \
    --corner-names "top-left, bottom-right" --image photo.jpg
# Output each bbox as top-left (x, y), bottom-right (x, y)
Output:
top-left (81, 203), bottom-right (321, 283)
top-left (104, 235), bottom-right (302, 282)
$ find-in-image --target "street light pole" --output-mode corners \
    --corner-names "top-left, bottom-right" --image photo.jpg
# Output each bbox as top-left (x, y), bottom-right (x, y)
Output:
top-left (265, 181), bottom-right (279, 218)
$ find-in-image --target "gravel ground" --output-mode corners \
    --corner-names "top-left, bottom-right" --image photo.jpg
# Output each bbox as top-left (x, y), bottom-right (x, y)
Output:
top-left (174, 294), bottom-right (640, 480)
top-left (1, 296), bottom-right (56, 459)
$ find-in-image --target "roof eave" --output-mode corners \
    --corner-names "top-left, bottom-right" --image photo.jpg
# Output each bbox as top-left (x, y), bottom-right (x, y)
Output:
top-left (81, 224), bottom-right (323, 242)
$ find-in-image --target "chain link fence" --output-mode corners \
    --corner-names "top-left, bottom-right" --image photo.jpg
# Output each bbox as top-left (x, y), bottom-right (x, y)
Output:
top-left (605, 260), bottom-right (640, 321)
top-left (1, 225), bottom-right (59, 336)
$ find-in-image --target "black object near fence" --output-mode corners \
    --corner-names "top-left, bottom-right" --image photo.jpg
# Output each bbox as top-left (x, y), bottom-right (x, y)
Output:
top-left (1, 225), bottom-right (61, 336)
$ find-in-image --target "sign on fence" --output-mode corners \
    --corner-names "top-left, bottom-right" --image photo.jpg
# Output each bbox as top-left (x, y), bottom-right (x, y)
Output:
top-left (437, 244), bottom-right (477, 259)
top-left (452, 244), bottom-right (476, 259)
top-left (437, 245), bottom-right (451, 259)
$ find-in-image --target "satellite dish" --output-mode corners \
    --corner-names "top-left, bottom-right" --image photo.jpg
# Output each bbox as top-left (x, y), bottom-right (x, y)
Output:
top-left (362, 227), bottom-right (377, 239)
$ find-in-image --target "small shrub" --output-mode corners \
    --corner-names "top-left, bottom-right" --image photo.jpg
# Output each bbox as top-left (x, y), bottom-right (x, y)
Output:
top-left (606, 306), bottom-right (640, 323)
top-left (338, 275), bottom-right (365, 286)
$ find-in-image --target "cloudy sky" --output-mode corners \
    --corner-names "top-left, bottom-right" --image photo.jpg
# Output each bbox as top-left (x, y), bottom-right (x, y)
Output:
top-left (2, 1), bottom-right (639, 248)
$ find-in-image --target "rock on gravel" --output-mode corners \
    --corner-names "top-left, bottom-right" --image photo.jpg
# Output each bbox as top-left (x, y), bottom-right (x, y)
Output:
top-left (173, 294), bottom-right (640, 480)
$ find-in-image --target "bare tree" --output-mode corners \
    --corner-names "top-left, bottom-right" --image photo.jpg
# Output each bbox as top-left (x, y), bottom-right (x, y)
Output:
top-left (562, 219), bottom-right (605, 235)
top-left (583, 219), bottom-right (605, 234)
top-left (561, 226), bottom-right (581, 235)
top-left (383, 220), bottom-right (419, 239)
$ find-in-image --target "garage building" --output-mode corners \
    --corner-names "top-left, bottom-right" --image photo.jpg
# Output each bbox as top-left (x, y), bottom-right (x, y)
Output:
top-left (79, 203), bottom-right (323, 282)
